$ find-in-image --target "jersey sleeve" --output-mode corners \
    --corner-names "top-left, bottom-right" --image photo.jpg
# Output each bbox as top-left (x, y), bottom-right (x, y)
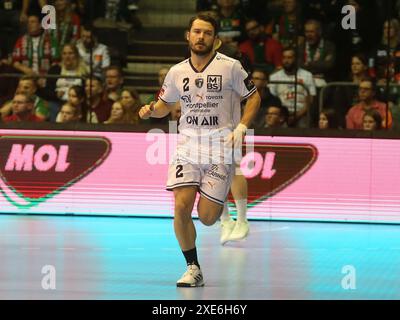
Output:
top-left (231, 60), bottom-right (257, 99)
top-left (158, 68), bottom-right (180, 104)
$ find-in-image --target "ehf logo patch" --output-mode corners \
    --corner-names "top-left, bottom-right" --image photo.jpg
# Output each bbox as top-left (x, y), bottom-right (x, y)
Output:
top-left (207, 75), bottom-right (222, 92)
top-left (195, 78), bottom-right (204, 88)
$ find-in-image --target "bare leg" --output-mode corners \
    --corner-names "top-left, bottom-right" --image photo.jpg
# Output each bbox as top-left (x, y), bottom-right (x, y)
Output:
top-left (173, 186), bottom-right (197, 251)
top-left (197, 196), bottom-right (224, 226)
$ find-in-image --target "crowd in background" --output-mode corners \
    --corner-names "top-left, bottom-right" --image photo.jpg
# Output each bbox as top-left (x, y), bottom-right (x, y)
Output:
top-left (1, 0), bottom-right (400, 131)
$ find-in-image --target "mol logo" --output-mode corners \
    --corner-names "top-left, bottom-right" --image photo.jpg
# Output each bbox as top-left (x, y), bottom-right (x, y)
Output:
top-left (0, 135), bottom-right (111, 208)
top-left (228, 142), bottom-right (318, 207)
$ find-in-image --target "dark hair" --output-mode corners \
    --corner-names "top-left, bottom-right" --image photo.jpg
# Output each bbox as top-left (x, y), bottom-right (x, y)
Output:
top-left (252, 69), bottom-right (268, 80)
top-left (14, 92), bottom-right (35, 104)
top-left (82, 24), bottom-right (98, 38)
top-left (266, 104), bottom-right (288, 123)
top-left (351, 53), bottom-right (368, 67)
top-left (320, 108), bottom-right (339, 129)
top-left (282, 46), bottom-right (296, 55)
top-left (27, 15), bottom-right (41, 22)
top-left (105, 65), bottom-right (123, 78)
top-left (188, 14), bottom-right (219, 35)
top-left (359, 76), bottom-right (377, 93)
top-left (85, 76), bottom-right (103, 86)
top-left (20, 75), bottom-right (38, 87)
top-left (69, 85), bottom-right (86, 101)
top-left (363, 109), bottom-right (382, 130)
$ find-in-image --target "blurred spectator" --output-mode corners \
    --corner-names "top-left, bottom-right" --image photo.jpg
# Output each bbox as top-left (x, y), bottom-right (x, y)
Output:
top-left (346, 78), bottom-right (392, 129)
top-left (333, 0), bottom-right (378, 80)
top-left (85, 77), bottom-right (113, 123)
top-left (12, 15), bottom-right (60, 76)
top-left (263, 104), bottom-right (289, 128)
top-left (299, 19), bottom-right (336, 86)
top-left (303, 0), bottom-right (342, 31)
top-left (104, 100), bottom-right (136, 124)
top-left (271, 0), bottom-right (304, 49)
top-left (21, 0), bottom-right (46, 19)
top-left (197, 0), bottom-right (218, 11)
top-left (0, 57), bottom-right (19, 107)
top-left (76, 24), bottom-right (111, 77)
top-left (56, 102), bottom-right (82, 123)
top-left (362, 109), bottom-right (383, 131)
top-left (3, 93), bottom-right (44, 123)
top-left (214, 36), bottom-right (252, 72)
top-left (318, 108), bottom-right (339, 129)
top-left (0, 0), bottom-right (23, 57)
top-left (55, 84), bottom-right (86, 122)
top-left (87, 0), bottom-right (141, 31)
top-left (104, 65), bottom-right (124, 102)
top-left (240, 0), bottom-right (270, 25)
top-left (350, 53), bottom-right (370, 84)
top-left (51, 0), bottom-right (81, 48)
top-left (239, 18), bottom-right (282, 74)
top-left (323, 53), bottom-right (369, 128)
top-left (371, 19), bottom-right (400, 84)
top-left (216, 0), bottom-right (246, 43)
top-left (269, 47), bottom-right (317, 128)
top-left (390, 100), bottom-right (400, 130)
top-left (120, 88), bottom-right (142, 124)
top-left (44, 43), bottom-right (88, 101)
top-left (1, 76), bottom-right (49, 120)
top-left (250, 68), bottom-right (281, 128)
top-left (41, 43), bottom-right (87, 121)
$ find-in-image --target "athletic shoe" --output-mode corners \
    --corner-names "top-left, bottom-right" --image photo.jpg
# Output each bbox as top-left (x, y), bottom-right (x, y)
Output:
top-left (227, 221), bottom-right (249, 241)
top-left (176, 264), bottom-right (204, 287)
top-left (220, 219), bottom-right (236, 245)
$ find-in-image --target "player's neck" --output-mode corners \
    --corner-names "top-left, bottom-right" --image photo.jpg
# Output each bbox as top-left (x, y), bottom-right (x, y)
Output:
top-left (190, 51), bottom-right (216, 71)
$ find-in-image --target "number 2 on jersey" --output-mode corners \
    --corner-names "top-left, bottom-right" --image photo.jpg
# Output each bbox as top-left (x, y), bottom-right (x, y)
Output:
top-left (183, 78), bottom-right (189, 92)
top-left (176, 165), bottom-right (184, 178)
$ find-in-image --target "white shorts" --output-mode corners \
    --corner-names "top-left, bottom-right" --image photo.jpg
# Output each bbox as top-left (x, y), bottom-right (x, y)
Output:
top-left (166, 161), bottom-right (234, 205)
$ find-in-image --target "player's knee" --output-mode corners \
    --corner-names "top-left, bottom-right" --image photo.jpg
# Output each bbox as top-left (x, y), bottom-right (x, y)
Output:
top-left (199, 214), bottom-right (218, 226)
top-left (174, 201), bottom-right (192, 219)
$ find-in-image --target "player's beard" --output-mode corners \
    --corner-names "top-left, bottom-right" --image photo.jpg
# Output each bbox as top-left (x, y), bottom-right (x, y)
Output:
top-left (189, 41), bottom-right (214, 56)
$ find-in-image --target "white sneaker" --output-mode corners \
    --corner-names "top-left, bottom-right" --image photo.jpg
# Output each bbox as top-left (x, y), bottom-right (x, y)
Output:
top-left (176, 264), bottom-right (204, 287)
top-left (227, 221), bottom-right (249, 241)
top-left (220, 219), bottom-right (236, 245)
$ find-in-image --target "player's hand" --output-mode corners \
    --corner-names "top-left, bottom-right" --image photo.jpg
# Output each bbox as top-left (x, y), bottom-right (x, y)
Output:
top-left (225, 123), bottom-right (247, 150)
top-left (139, 101), bottom-right (155, 119)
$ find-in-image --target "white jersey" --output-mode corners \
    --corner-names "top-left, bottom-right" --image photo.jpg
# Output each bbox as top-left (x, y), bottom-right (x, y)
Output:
top-left (159, 52), bottom-right (256, 164)
top-left (268, 68), bottom-right (316, 113)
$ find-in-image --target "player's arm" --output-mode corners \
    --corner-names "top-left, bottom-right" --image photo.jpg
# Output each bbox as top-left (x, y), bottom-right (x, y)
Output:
top-left (227, 91), bottom-right (261, 146)
top-left (139, 99), bottom-right (174, 119)
top-left (239, 90), bottom-right (261, 129)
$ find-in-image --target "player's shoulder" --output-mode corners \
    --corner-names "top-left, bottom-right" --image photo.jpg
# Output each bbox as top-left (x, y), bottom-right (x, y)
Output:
top-left (170, 58), bottom-right (191, 72)
top-left (215, 52), bottom-right (240, 67)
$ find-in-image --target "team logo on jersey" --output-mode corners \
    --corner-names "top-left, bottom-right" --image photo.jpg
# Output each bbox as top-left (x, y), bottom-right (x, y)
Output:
top-left (0, 135), bottom-right (111, 209)
top-left (181, 95), bottom-right (191, 103)
top-left (207, 75), bottom-right (222, 92)
top-left (195, 78), bottom-right (204, 88)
